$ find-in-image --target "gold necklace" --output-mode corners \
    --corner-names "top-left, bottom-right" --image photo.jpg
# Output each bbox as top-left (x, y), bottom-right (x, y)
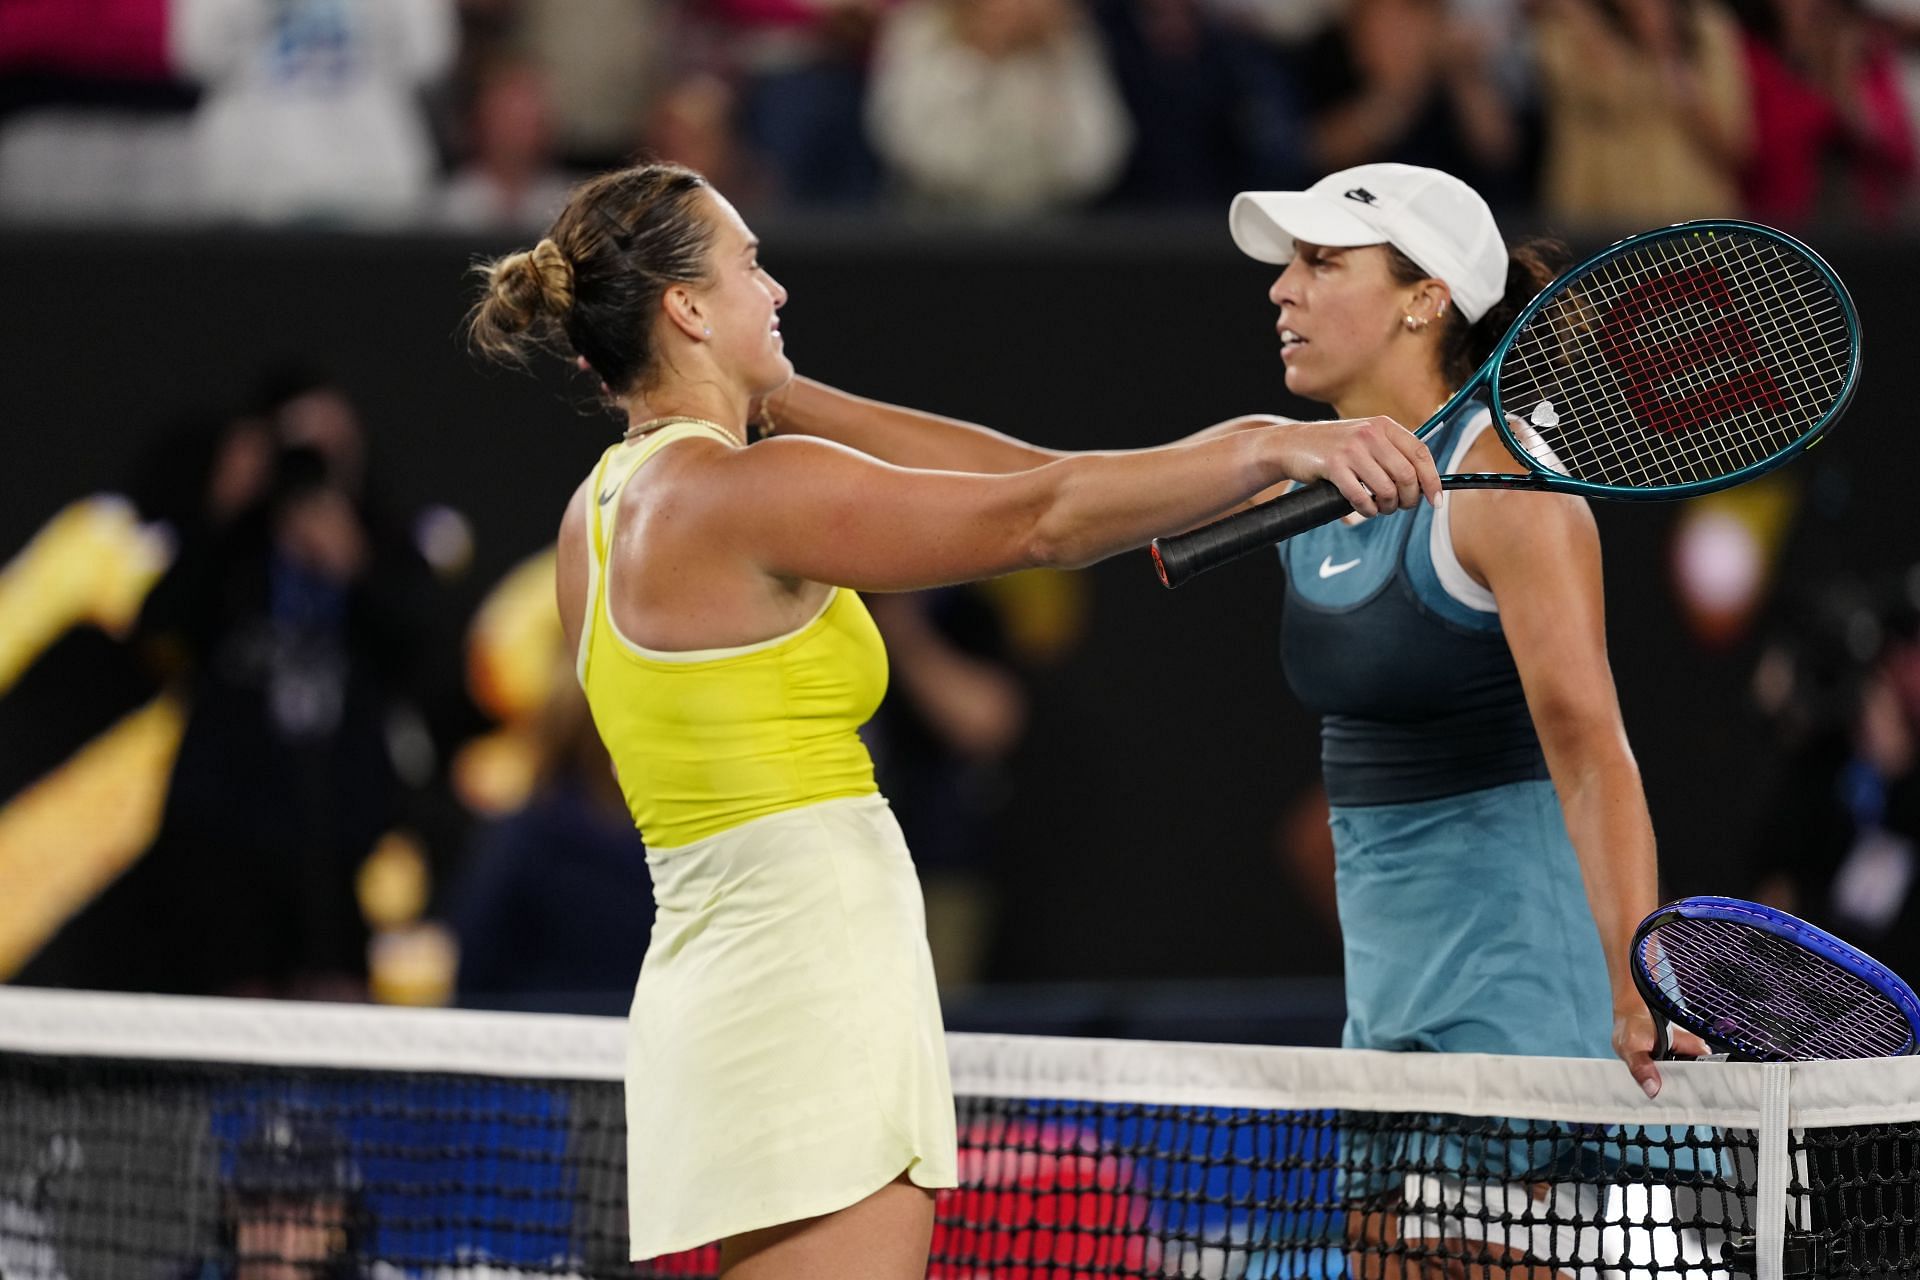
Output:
top-left (622, 414), bottom-right (743, 446)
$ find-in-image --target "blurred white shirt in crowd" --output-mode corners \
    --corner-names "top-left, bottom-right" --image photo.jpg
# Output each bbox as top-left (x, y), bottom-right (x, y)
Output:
top-left (866, 0), bottom-right (1132, 217)
top-left (171, 0), bottom-right (456, 225)
top-left (438, 169), bottom-right (573, 234)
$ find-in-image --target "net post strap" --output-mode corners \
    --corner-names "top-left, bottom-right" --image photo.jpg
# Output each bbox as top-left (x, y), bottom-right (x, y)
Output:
top-left (1758, 1062), bottom-right (1792, 1280)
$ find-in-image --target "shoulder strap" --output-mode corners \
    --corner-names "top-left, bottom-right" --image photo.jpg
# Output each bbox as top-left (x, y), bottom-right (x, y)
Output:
top-left (575, 445), bottom-right (623, 689)
top-left (1441, 402), bottom-right (1495, 471)
top-left (574, 422), bottom-right (740, 686)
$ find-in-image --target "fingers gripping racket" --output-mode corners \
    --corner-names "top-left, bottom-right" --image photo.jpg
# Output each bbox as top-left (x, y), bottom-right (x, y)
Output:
top-left (1631, 896), bottom-right (1920, 1063)
top-left (1151, 220), bottom-right (1862, 588)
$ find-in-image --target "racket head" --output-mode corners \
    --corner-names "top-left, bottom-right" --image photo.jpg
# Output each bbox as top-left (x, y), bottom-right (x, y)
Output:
top-left (1485, 221), bottom-right (1860, 499)
top-left (1632, 895), bottom-right (1920, 1062)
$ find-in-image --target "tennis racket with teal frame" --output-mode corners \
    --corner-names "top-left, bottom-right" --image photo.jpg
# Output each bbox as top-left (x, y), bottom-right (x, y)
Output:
top-left (1152, 219), bottom-right (1862, 588)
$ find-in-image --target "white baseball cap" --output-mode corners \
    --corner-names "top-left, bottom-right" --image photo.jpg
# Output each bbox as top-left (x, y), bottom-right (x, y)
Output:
top-left (1229, 163), bottom-right (1508, 323)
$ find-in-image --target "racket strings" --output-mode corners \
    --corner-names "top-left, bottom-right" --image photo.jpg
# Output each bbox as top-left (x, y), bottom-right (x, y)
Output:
top-left (1641, 918), bottom-right (1912, 1060)
top-left (1520, 237), bottom-right (1835, 483)
top-left (1528, 243), bottom-right (1843, 484)
top-left (1517, 240), bottom-right (1847, 485)
top-left (1496, 229), bottom-right (1853, 490)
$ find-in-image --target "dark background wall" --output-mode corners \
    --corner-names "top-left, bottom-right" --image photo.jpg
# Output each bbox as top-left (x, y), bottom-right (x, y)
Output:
top-left (0, 224), bottom-right (1908, 984)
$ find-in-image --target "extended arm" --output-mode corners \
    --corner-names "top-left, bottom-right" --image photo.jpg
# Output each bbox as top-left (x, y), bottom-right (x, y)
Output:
top-left (712, 416), bottom-right (1438, 591)
top-left (767, 376), bottom-right (1290, 474)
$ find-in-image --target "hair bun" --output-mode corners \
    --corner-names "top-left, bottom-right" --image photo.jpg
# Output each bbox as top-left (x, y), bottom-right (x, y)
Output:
top-left (526, 238), bottom-right (575, 315)
top-left (466, 162), bottom-right (715, 392)
top-left (469, 238), bottom-right (578, 365)
top-left (483, 238), bottom-right (575, 332)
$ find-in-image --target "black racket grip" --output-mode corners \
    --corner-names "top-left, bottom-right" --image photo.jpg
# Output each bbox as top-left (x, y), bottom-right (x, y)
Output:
top-left (1151, 481), bottom-right (1356, 588)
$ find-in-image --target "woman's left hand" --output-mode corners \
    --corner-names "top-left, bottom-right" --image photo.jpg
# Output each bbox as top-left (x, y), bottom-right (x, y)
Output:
top-left (1614, 1004), bottom-right (1712, 1098)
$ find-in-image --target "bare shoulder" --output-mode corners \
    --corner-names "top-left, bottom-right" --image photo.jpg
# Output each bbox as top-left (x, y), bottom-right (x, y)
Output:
top-left (618, 433), bottom-right (814, 533)
top-left (1451, 425), bottom-right (1596, 575)
top-left (668, 432), bottom-right (909, 518)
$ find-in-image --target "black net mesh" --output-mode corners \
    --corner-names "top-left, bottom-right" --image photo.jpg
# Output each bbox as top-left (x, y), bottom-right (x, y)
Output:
top-left (0, 1048), bottom-right (1817, 1280)
top-left (1795, 1124), bottom-right (1920, 1279)
top-left (5, 989), bottom-right (1919, 1280)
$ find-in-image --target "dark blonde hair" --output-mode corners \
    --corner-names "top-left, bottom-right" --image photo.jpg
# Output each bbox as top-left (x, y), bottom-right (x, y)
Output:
top-left (1385, 238), bottom-right (1568, 387)
top-left (468, 163), bottom-right (717, 396)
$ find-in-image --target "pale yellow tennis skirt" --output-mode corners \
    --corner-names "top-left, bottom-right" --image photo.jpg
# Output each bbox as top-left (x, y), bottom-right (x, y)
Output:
top-left (625, 793), bottom-right (958, 1260)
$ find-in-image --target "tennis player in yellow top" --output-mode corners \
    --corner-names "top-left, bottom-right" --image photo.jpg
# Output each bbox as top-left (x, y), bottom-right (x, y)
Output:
top-left (467, 161), bottom-right (1443, 1278)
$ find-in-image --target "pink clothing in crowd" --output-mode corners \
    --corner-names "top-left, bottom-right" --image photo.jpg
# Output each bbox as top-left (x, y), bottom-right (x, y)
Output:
top-left (705, 0), bottom-right (837, 27)
top-left (1741, 31), bottom-right (1917, 222)
top-left (0, 0), bottom-right (169, 78)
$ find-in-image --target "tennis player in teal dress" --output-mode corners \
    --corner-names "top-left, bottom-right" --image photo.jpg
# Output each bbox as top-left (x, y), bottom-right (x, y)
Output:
top-left (1225, 164), bottom-right (1711, 1275)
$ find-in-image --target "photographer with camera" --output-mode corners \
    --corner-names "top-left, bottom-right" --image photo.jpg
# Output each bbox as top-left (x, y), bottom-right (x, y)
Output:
top-left (45, 372), bottom-right (442, 999)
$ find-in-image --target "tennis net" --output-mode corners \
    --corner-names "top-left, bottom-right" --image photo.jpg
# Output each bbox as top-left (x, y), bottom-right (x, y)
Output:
top-left (1, 986), bottom-right (1916, 1279)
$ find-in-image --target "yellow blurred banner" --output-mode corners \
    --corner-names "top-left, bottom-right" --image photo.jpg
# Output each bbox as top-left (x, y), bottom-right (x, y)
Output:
top-left (0, 496), bottom-right (171, 696)
top-left (0, 696), bottom-right (185, 978)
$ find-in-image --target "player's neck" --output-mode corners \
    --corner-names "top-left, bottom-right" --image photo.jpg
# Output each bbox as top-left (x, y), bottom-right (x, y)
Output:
top-left (1333, 370), bottom-right (1452, 434)
top-left (622, 383), bottom-right (749, 441)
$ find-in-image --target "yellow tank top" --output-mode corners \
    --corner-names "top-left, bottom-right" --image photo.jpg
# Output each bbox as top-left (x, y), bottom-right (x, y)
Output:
top-left (576, 419), bottom-right (887, 848)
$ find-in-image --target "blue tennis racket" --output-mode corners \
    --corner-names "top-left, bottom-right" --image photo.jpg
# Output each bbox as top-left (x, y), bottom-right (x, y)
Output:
top-left (1151, 219), bottom-right (1862, 587)
top-left (1631, 895), bottom-right (1920, 1062)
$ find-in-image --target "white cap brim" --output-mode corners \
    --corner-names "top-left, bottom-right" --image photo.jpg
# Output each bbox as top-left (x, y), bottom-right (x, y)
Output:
top-left (1230, 191), bottom-right (1387, 265)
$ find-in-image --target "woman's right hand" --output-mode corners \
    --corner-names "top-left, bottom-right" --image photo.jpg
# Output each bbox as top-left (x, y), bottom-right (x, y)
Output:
top-left (1268, 416), bottom-right (1443, 517)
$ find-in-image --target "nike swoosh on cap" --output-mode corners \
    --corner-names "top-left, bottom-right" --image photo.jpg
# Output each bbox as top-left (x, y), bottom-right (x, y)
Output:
top-left (1318, 556), bottom-right (1362, 578)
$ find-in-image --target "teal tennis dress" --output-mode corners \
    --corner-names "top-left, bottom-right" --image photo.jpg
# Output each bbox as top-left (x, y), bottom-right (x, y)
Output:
top-left (1279, 401), bottom-right (1616, 1195)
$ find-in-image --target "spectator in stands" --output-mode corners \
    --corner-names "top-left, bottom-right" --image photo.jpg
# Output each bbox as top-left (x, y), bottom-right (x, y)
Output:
top-left (439, 54), bottom-right (573, 234)
top-left (1090, 0), bottom-right (1312, 206)
top-left (495, 0), bottom-right (667, 171)
top-left (863, 588), bottom-right (1027, 989)
top-left (1295, 0), bottom-right (1526, 208)
top-left (867, 0), bottom-right (1133, 216)
top-left (0, 0), bottom-right (197, 221)
top-left (0, 0), bottom-right (169, 79)
top-left (1731, 0), bottom-right (1917, 222)
top-left (445, 667), bottom-right (653, 1010)
top-left (697, 0), bottom-right (887, 207)
top-left (1863, 0), bottom-right (1920, 207)
top-left (1534, 0), bottom-right (1751, 226)
top-left (186, 1110), bottom-right (367, 1280)
top-left (171, 0), bottom-right (456, 224)
top-left (638, 73), bottom-right (770, 211)
top-left (118, 374), bottom-right (437, 998)
top-left (1201, 0), bottom-right (1345, 45)
top-left (0, 1133), bottom-right (75, 1280)
top-left (1750, 576), bottom-right (1920, 982)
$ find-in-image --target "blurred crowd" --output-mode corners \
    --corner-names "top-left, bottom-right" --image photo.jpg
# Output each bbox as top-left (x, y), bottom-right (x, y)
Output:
top-left (0, 369), bottom-right (1041, 1010)
top-left (1746, 566), bottom-right (1920, 980)
top-left (5, 0), bottom-right (1920, 1020)
top-left (4, 0), bottom-right (1920, 230)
